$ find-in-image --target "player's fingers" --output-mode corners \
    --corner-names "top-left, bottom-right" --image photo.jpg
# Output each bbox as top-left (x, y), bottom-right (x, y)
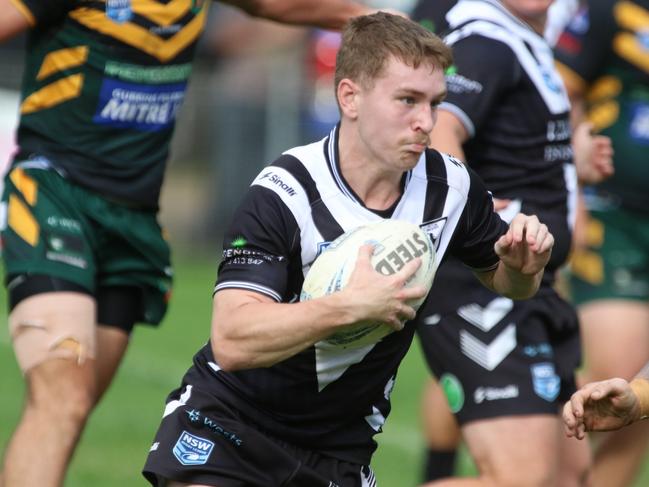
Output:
top-left (395, 256), bottom-right (422, 282)
top-left (398, 284), bottom-right (427, 301)
top-left (533, 225), bottom-right (553, 253)
top-left (355, 244), bottom-right (375, 267)
top-left (494, 233), bottom-right (513, 256)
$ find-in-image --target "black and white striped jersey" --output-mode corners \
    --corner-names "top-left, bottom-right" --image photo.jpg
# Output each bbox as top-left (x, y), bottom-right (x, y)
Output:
top-left (418, 0), bottom-right (577, 315)
top-left (440, 0), bottom-right (576, 276)
top-left (187, 125), bottom-right (507, 464)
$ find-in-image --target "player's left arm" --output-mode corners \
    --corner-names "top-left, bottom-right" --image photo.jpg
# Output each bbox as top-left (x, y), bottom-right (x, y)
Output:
top-left (452, 169), bottom-right (552, 300)
top-left (219, 0), bottom-right (386, 30)
top-left (0, 0), bottom-right (33, 41)
top-left (475, 213), bottom-right (553, 300)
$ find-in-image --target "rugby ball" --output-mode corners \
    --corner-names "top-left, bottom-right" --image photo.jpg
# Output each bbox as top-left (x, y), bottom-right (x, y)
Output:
top-left (300, 219), bottom-right (437, 348)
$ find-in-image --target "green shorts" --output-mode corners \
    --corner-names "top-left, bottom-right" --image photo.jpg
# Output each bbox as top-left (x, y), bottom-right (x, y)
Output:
top-left (1, 163), bottom-right (172, 326)
top-left (569, 206), bottom-right (649, 304)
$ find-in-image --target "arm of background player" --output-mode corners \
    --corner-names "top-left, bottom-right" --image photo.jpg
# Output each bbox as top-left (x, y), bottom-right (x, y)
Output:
top-left (429, 110), bottom-right (468, 161)
top-left (219, 0), bottom-right (388, 31)
top-left (474, 213), bottom-right (553, 300)
top-left (563, 361), bottom-right (649, 439)
top-left (0, 0), bottom-right (33, 42)
top-left (210, 246), bottom-right (425, 371)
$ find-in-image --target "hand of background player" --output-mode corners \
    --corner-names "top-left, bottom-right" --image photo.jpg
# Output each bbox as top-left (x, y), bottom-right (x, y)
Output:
top-left (494, 213), bottom-right (553, 276)
top-left (563, 378), bottom-right (641, 439)
top-left (573, 121), bottom-right (614, 184)
top-left (342, 244), bottom-right (426, 331)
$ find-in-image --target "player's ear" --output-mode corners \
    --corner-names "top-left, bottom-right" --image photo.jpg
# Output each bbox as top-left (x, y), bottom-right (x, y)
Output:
top-left (337, 78), bottom-right (360, 120)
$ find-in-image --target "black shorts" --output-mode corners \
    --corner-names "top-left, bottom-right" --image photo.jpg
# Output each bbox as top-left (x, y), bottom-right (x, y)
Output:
top-left (143, 385), bottom-right (376, 487)
top-left (416, 292), bottom-right (581, 425)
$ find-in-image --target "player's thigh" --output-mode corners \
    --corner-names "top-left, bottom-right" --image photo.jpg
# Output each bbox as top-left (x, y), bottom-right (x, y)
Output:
top-left (9, 291), bottom-right (97, 373)
top-left (420, 378), bottom-right (461, 448)
top-left (10, 292), bottom-right (98, 408)
top-left (579, 300), bottom-right (649, 381)
top-left (462, 415), bottom-right (562, 487)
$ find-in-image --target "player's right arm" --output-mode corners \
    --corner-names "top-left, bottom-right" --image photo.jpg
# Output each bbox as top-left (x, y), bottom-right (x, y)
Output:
top-left (0, 0), bottom-right (33, 41)
top-left (210, 245), bottom-right (424, 371)
top-left (219, 0), bottom-right (382, 31)
top-left (562, 375), bottom-right (649, 439)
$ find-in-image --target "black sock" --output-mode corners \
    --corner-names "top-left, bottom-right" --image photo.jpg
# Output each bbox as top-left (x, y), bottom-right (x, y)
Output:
top-left (422, 448), bottom-right (457, 482)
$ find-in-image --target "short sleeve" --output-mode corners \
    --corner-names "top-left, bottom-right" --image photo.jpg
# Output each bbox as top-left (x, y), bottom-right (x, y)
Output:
top-left (451, 167), bottom-right (508, 270)
top-left (215, 186), bottom-right (300, 302)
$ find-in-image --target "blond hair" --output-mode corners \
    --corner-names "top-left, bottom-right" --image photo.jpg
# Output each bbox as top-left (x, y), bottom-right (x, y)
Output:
top-left (335, 12), bottom-right (453, 90)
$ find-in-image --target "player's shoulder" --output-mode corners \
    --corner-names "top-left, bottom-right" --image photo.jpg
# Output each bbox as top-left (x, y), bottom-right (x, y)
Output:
top-left (418, 148), bottom-right (471, 194)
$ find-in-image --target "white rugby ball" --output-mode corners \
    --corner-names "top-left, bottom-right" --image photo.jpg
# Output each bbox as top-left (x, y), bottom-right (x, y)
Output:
top-left (300, 219), bottom-right (437, 349)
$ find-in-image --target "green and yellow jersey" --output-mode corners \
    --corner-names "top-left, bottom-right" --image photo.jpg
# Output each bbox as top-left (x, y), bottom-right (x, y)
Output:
top-left (555, 0), bottom-right (649, 212)
top-left (10, 0), bottom-right (208, 208)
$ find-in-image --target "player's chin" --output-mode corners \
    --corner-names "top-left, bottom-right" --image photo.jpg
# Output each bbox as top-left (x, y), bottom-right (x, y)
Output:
top-left (400, 150), bottom-right (424, 167)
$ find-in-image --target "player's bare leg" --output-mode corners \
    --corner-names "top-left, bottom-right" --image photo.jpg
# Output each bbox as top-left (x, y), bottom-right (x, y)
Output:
top-left (420, 378), bottom-right (461, 480)
top-left (421, 414), bottom-right (590, 487)
top-left (1, 293), bottom-right (129, 487)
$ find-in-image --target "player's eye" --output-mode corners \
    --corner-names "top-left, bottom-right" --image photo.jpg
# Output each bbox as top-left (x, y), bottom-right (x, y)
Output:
top-left (401, 97), bottom-right (416, 105)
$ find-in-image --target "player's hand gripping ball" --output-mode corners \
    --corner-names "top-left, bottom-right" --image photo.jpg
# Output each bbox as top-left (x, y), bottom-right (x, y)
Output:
top-left (300, 219), bottom-right (437, 348)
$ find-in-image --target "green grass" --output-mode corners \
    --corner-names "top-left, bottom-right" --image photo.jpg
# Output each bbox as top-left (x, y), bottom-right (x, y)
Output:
top-left (2, 250), bottom-right (649, 486)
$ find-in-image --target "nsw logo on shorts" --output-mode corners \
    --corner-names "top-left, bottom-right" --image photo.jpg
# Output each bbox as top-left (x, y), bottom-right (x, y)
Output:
top-left (531, 362), bottom-right (560, 402)
top-left (173, 431), bottom-right (214, 466)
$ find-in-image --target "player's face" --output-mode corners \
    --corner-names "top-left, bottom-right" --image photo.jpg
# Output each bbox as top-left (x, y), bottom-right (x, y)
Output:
top-left (355, 57), bottom-right (447, 172)
top-left (501, 0), bottom-right (554, 27)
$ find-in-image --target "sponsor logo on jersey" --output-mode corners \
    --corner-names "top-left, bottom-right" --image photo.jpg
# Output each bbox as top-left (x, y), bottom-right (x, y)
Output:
top-left (523, 343), bottom-right (553, 358)
top-left (104, 61), bottom-right (192, 84)
top-left (93, 79), bottom-right (186, 131)
top-left (221, 247), bottom-right (283, 266)
top-left (440, 373), bottom-right (465, 413)
top-left (630, 103), bottom-right (649, 143)
top-left (474, 385), bottom-right (519, 404)
top-left (445, 73), bottom-right (483, 94)
top-left (106, 0), bottom-right (132, 24)
top-left (173, 431), bottom-right (214, 466)
top-left (531, 362), bottom-right (560, 402)
top-left (540, 67), bottom-right (562, 94)
top-left (259, 172), bottom-right (297, 196)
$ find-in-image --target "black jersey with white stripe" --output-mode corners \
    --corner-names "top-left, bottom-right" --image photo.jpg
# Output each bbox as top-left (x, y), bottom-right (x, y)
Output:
top-left (440, 0), bottom-right (576, 278)
top-left (186, 125), bottom-right (508, 465)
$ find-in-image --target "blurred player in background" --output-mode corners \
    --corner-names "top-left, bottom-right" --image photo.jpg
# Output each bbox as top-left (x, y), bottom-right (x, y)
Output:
top-left (0, 1), bottom-right (395, 486)
top-left (142, 12), bottom-right (556, 487)
top-left (411, 0), bottom-right (597, 481)
top-left (413, 0), bottom-right (612, 485)
top-left (555, 1), bottom-right (649, 485)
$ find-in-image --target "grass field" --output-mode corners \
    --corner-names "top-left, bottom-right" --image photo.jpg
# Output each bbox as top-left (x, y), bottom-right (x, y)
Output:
top-left (1, 249), bottom-right (649, 486)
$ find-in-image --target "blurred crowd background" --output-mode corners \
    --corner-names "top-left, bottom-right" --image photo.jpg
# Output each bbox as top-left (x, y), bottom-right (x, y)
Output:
top-left (0, 0), bottom-right (418, 251)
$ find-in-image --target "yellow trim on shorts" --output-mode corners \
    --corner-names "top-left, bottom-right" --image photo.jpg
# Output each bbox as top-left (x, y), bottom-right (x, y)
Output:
top-left (9, 167), bottom-right (38, 206)
top-left (8, 194), bottom-right (40, 247)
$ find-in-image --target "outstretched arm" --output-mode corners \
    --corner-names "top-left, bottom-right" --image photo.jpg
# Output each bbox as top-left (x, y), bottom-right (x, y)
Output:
top-left (563, 363), bottom-right (649, 439)
top-left (0, 0), bottom-right (32, 42)
top-left (220, 0), bottom-right (386, 30)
